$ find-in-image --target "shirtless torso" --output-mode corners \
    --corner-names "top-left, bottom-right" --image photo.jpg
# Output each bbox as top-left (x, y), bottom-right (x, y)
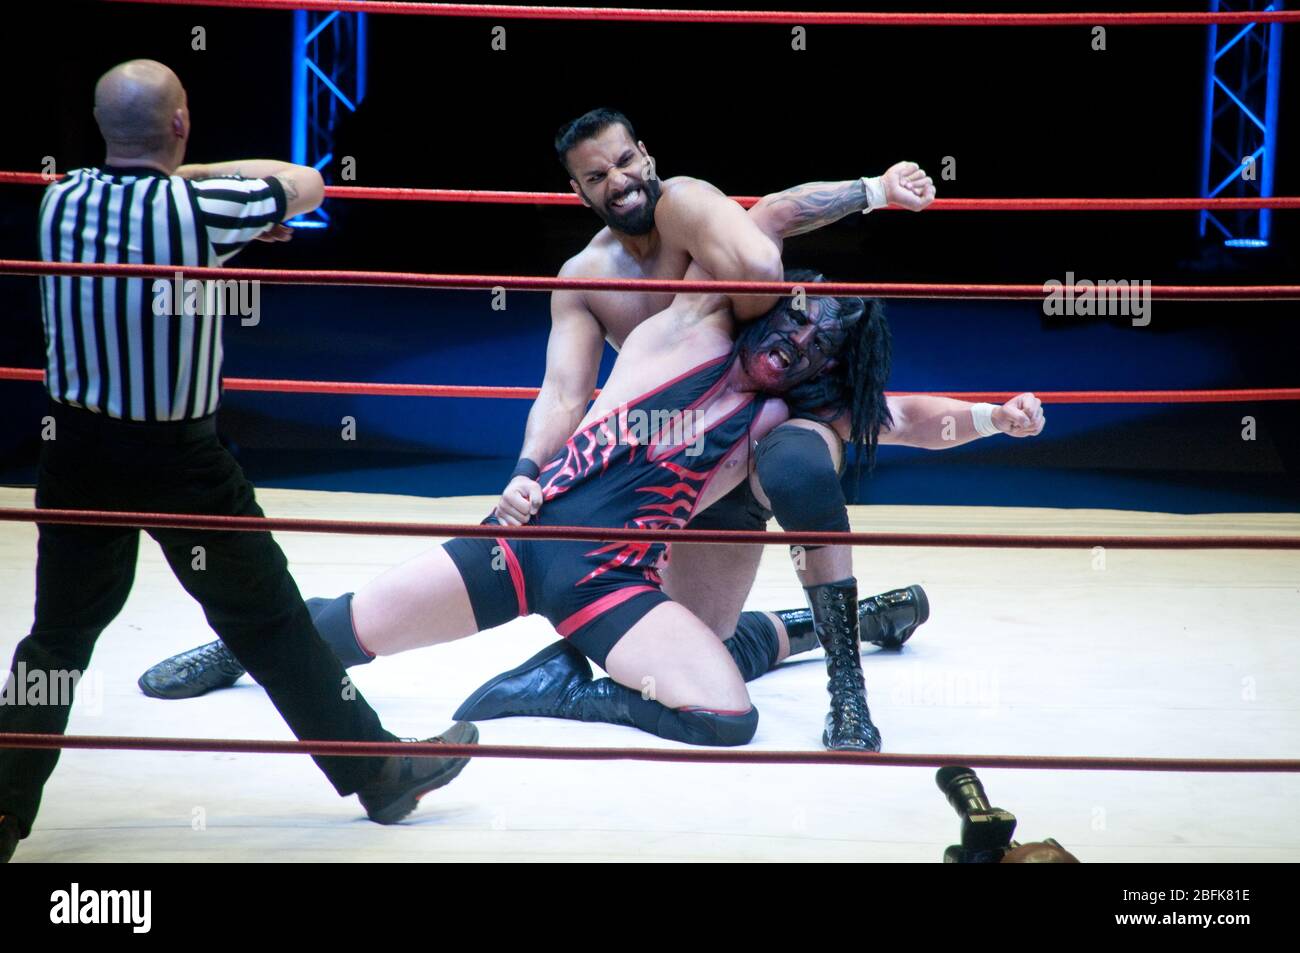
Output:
top-left (525, 173), bottom-right (795, 637)
top-left (557, 177), bottom-right (695, 351)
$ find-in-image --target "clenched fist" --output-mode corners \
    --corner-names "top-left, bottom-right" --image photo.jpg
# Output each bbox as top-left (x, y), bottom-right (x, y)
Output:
top-left (883, 161), bottom-right (936, 211)
top-left (495, 475), bottom-right (543, 525)
top-left (993, 392), bottom-right (1046, 437)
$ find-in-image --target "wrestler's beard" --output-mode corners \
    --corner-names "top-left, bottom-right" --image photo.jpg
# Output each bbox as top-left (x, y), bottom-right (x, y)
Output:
top-left (596, 176), bottom-right (662, 236)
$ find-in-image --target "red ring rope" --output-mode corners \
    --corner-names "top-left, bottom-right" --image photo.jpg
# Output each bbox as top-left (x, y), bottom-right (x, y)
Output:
top-left (104, 0), bottom-right (1300, 27)
top-left (1, 731), bottom-right (1296, 773)
top-left (1, 367), bottom-right (1296, 404)
top-left (4, 172), bottom-right (1297, 212)
top-left (1, 507), bottom-right (1296, 550)
top-left (3, 260), bottom-right (1296, 300)
top-left (322, 190), bottom-right (1300, 212)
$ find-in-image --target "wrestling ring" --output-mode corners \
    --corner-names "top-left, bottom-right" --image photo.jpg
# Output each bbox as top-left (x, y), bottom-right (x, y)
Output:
top-left (1, 0), bottom-right (1298, 863)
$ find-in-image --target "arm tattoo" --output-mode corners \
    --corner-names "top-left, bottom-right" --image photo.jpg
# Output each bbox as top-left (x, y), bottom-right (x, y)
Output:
top-left (761, 180), bottom-right (868, 238)
top-left (277, 175), bottom-right (300, 202)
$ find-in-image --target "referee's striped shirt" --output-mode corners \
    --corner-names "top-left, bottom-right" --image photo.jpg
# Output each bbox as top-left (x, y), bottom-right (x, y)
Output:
top-left (38, 166), bottom-right (287, 421)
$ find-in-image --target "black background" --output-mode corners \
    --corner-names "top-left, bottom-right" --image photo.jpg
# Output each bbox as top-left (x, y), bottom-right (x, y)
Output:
top-left (3, 0), bottom-right (1295, 280)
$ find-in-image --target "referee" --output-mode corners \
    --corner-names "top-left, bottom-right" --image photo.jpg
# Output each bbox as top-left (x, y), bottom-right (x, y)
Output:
top-left (0, 59), bottom-right (475, 862)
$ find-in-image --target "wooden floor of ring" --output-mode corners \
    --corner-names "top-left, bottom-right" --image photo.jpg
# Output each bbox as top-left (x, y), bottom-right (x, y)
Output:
top-left (1, 485), bottom-right (1297, 863)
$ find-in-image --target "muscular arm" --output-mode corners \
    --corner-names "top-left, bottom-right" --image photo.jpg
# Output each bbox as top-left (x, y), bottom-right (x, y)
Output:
top-left (653, 179), bottom-right (783, 321)
top-left (877, 394), bottom-right (1044, 448)
top-left (747, 161), bottom-right (934, 242)
top-left (876, 395), bottom-right (986, 449)
top-left (517, 285), bottom-right (606, 465)
top-left (748, 179), bottom-right (870, 242)
top-left (495, 276), bottom-right (606, 524)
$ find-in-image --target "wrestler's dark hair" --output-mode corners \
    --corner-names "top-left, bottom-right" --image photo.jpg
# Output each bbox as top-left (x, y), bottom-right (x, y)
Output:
top-left (555, 108), bottom-right (638, 176)
top-left (736, 268), bottom-right (893, 489)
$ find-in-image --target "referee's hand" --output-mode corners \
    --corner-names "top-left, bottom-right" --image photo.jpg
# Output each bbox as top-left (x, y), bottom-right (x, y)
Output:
top-left (255, 223), bottom-right (294, 243)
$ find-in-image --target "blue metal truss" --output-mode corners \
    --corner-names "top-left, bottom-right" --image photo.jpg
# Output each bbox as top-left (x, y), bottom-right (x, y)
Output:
top-left (290, 10), bottom-right (367, 229)
top-left (1199, 1), bottom-right (1285, 247)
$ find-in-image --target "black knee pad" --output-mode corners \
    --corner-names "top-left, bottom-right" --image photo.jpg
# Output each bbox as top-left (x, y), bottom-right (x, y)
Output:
top-left (306, 592), bottom-right (371, 668)
top-left (753, 424), bottom-right (850, 539)
top-left (673, 706), bottom-right (759, 747)
top-left (727, 613), bottom-right (781, 682)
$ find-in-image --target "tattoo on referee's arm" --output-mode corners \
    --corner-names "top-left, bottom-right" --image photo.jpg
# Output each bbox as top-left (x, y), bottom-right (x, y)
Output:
top-left (278, 175), bottom-right (299, 202)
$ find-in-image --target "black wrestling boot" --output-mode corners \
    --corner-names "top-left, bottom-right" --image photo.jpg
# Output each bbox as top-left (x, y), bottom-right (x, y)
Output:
top-left (863, 585), bottom-right (930, 649)
top-left (453, 640), bottom-right (630, 724)
top-left (137, 639), bottom-right (244, 699)
top-left (778, 584), bottom-right (929, 654)
top-left (455, 641), bottom-right (759, 745)
top-left (138, 595), bottom-right (363, 700)
top-left (807, 578), bottom-right (882, 752)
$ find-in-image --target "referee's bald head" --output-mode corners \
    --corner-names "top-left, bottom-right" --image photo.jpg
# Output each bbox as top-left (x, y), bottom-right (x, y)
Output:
top-left (93, 60), bottom-right (187, 153)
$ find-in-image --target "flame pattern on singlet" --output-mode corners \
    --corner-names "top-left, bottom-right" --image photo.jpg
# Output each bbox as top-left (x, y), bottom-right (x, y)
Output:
top-left (534, 355), bottom-right (765, 587)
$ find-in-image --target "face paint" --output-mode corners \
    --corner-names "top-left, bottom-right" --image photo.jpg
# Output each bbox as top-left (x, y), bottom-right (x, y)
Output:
top-left (740, 296), bottom-right (859, 393)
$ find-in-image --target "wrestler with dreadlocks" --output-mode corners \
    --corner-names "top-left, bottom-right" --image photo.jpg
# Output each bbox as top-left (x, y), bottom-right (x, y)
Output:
top-left (446, 269), bottom-right (1043, 750)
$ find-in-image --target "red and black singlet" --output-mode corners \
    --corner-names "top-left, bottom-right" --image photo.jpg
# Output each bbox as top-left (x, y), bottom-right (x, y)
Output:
top-left (443, 354), bottom-right (766, 666)
top-left (535, 355), bottom-right (764, 583)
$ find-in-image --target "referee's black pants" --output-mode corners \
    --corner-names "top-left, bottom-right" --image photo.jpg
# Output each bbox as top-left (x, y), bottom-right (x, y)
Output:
top-left (0, 401), bottom-right (395, 837)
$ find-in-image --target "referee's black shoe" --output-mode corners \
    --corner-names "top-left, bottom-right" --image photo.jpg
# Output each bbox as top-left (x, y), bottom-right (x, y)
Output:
top-left (138, 639), bottom-right (244, 699)
top-left (357, 722), bottom-right (479, 825)
top-left (0, 814), bottom-right (20, 864)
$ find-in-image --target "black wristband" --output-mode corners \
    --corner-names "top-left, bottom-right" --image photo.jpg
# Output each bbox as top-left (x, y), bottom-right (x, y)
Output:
top-left (510, 457), bottom-right (541, 481)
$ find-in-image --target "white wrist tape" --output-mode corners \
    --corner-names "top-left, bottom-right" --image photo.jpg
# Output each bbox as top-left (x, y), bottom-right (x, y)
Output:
top-left (971, 403), bottom-right (1000, 437)
top-left (860, 175), bottom-right (887, 213)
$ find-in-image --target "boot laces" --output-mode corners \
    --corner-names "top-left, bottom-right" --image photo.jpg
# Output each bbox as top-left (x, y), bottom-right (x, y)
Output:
top-left (826, 643), bottom-right (871, 728)
top-left (186, 641), bottom-right (241, 676)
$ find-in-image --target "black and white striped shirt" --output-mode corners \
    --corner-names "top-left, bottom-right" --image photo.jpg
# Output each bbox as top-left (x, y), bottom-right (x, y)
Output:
top-left (38, 166), bottom-right (287, 421)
